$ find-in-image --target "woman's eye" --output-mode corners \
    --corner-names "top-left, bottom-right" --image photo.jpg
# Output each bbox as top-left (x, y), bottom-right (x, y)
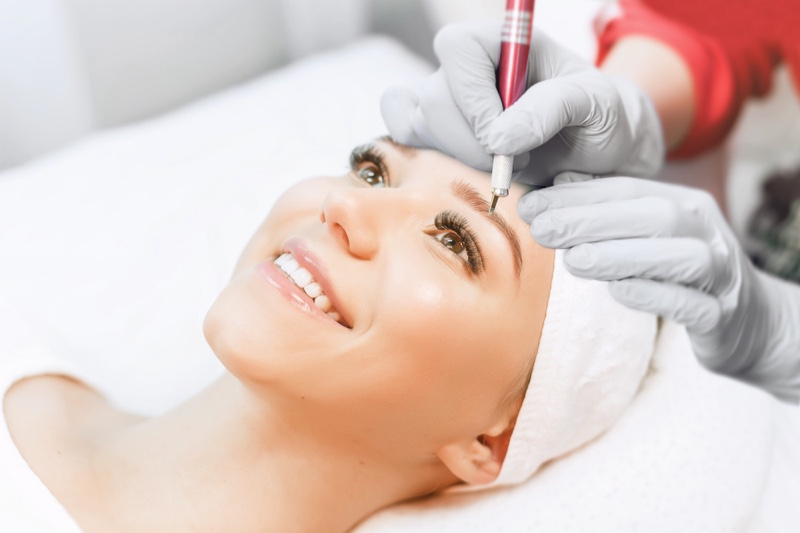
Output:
top-left (435, 231), bottom-right (465, 255)
top-left (431, 211), bottom-right (484, 275)
top-left (355, 162), bottom-right (386, 188)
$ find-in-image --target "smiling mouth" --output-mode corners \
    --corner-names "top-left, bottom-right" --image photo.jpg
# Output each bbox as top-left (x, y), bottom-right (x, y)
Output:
top-left (274, 252), bottom-right (348, 327)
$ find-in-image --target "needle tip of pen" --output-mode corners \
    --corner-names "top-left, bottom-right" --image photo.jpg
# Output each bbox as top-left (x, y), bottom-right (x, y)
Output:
top-left (489, 195), bottom-right (498, 214)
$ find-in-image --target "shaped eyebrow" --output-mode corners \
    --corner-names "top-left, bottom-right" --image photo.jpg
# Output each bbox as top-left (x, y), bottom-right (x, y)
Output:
top-left (450, 180), bottom-right (523, 278)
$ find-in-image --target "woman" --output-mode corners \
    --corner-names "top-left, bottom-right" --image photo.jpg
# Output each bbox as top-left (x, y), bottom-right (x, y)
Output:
top-left (2, 137), bottom-right (654, 532)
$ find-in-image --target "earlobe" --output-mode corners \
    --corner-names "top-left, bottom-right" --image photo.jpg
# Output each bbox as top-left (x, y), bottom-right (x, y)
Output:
top-left (436, 421), bottom-right (516, 486)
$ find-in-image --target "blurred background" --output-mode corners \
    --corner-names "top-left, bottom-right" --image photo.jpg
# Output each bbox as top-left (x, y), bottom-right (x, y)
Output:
top-left (0, 0), bottom-right (430, 170)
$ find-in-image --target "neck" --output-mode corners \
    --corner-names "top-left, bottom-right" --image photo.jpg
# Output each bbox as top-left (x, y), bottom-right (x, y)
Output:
top-left (81, 375), bottom-right (456, 533)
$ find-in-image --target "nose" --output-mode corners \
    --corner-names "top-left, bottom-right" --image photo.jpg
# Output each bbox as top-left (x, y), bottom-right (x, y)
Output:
top-left (321, 188), bottom-right (390, 259)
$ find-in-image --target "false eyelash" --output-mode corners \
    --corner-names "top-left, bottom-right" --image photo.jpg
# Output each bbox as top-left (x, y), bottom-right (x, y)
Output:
top-left (434, 211), bottom-right (484, 275)
top-left (349, 144), bottom-right (390, 186)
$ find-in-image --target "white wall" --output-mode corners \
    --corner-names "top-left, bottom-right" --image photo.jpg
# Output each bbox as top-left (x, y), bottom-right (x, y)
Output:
top-left (0, 0), bottom-right (94, 169)
top-left (65, 0), bottom-right (289, 127)
top-left (0, 0), bottom-right (380, 171)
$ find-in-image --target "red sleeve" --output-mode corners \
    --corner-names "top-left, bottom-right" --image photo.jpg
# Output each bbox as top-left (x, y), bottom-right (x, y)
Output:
top-left (595, 0), bottom-right (800, 159)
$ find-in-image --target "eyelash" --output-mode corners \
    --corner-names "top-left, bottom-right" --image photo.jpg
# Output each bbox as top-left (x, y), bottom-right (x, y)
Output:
top-left (433, 211), bottom-right (484, 275)
top-left (348, 144), bottom-right (484, 276)
top-left (349, 145), bottom-right (389, 188)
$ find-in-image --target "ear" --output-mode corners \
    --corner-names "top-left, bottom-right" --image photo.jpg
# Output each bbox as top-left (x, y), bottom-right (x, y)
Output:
top-left (436, 418), bottom-right (516, 486)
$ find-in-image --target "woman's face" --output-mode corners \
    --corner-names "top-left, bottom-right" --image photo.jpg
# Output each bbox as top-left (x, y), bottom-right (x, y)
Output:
top-left (204, 139), bottom-right (554, 460)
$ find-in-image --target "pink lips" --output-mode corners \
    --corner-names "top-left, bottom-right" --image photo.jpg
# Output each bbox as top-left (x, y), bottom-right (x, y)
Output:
top-left (283, 238), bottom-right (352, 329)
top-left (257, 261), bottom-right (345, 328)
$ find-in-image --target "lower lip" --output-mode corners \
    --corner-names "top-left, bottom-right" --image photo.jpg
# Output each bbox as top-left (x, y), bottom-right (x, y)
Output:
top-left (256, 260), bottom-right (342, 327)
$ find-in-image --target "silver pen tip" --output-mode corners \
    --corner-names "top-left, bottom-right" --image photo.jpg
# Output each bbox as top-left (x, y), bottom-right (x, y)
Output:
top-left (489, 194), bottom-right (499, 214)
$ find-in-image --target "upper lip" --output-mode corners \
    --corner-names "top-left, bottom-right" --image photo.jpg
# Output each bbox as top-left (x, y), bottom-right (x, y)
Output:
top-left (283, 238), bottom-right (353, 329)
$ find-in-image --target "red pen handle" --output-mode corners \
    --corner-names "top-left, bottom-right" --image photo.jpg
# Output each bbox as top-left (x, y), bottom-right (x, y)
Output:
top-left (498, 0), bottom-right (535, 110)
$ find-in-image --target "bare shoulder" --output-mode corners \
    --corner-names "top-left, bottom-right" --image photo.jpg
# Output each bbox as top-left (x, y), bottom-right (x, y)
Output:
top-left (5, 374), bottom-right (106, 437)
top-left (4, 374), bottom-right (141, 467)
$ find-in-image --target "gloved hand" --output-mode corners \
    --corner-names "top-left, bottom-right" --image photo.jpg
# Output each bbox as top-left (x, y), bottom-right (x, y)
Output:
top-left (518, 173), bottom-right (800, 403)
top-left (381, 21), bottom-right (665, 186)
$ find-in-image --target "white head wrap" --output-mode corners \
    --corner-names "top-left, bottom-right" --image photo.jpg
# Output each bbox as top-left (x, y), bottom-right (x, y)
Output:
top-left (493, 249), bottom-right (657, 486)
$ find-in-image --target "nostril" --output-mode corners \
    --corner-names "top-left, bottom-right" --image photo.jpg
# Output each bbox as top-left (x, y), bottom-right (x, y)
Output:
top-left (331, 222), bottom-right (350, 249)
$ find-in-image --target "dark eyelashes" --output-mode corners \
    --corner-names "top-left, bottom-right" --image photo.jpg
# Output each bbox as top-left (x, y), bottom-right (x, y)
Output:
top-left (349, 144), bottom-right (390, 186)
top-left (435, 211), bottom-right (484, 275)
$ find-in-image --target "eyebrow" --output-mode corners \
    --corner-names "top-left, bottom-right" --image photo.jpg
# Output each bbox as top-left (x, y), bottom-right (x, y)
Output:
top-left (450, 180), bottom-right (523, 277)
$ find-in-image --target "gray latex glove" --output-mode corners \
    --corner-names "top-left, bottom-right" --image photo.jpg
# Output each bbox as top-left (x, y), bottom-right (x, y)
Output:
top-left (519, 173), bottom-right (800, 403)
top-left (381, 20), bottom-right (665, 186)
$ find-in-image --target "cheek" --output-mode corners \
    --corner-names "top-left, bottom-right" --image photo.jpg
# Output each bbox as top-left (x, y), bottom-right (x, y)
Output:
top-left (203, 273), bottom-right (284, 380)
top-left (366, 270), bottom-right (513, 426)
top-left (379, 265), bottom-right (499, 366)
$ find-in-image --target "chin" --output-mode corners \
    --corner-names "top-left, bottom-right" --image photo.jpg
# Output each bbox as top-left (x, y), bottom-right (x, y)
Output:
top-left (202, 268), bottom-right (334, 386)
top-left (203, 276), bottom-right (279, 377)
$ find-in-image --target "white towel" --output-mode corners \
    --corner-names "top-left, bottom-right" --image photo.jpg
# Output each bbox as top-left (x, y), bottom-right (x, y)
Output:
top-left (495, 249), bottom-right (657, 485)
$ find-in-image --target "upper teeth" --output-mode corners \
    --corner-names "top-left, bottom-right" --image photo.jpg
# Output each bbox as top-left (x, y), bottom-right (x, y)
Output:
top-left (274, 252), bottom-right (343, 324)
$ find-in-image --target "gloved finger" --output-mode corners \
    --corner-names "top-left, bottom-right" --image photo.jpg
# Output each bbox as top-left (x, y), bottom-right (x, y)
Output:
top-left (529, 197), bottom-right (706, 248)
top-left (380, 85), bottom-right (426, 148)
top-left (381, 74), bottom-right (531, 172)
top-left (434, 22), bottom-right (590, 148)
top-left (518, 176), bottom-right (716, 220)
top-left (411, 69), bottom-right (531, 171)
top-left (608, 278), bottom-right (722, 334)
top-left (485, 73), bottom-right (600, 156)
top-left (432, 21), bottom-right (505, 149)
top-left (564, 238), bottom-right (716, 291)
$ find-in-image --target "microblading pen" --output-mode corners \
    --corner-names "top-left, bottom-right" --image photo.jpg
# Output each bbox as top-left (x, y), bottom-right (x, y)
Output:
top-left (489, 0), bottom-right (536, 214)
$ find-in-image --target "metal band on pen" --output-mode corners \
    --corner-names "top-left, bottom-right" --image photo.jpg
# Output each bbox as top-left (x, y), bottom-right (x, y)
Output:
top-left (502, 9), bottom-right (531, 44)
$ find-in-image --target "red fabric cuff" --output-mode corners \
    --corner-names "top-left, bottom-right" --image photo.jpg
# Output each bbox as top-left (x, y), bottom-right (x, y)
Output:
top-left (595, 1), bottom-right (741, 159)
